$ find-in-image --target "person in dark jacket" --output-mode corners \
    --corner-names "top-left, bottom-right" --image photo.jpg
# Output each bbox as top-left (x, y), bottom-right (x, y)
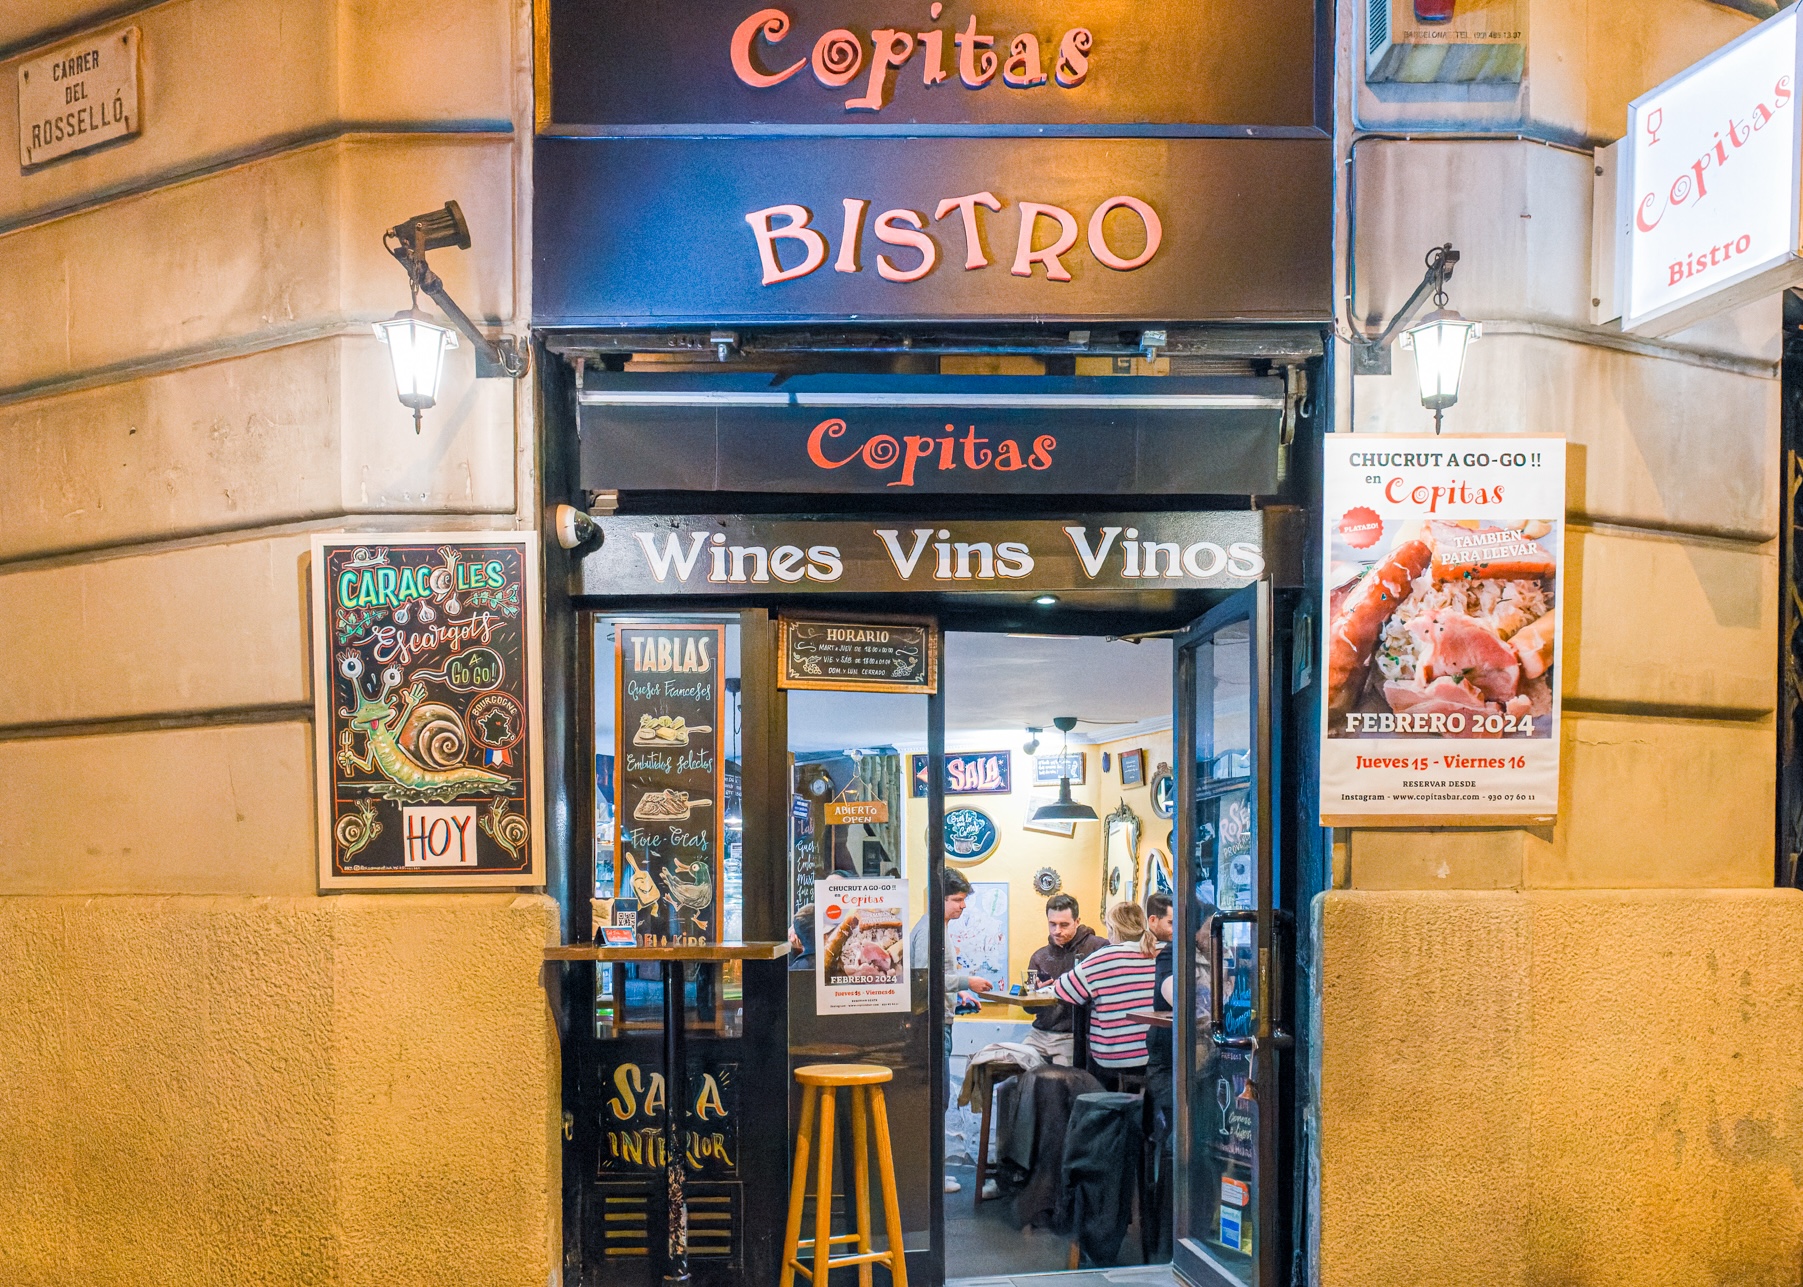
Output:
top-left (1025, 893), bottom-right (1108, 1063)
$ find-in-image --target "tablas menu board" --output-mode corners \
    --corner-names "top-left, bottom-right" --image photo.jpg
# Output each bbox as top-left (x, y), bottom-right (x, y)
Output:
top-left (616, 622), bottom-right (726, 943)
top-left (1319, 435), bottom-right (1565, 824)
top-left (778, 617), bottom-right (936, 693)
top-left (310, 533), bottom-right (543, 889)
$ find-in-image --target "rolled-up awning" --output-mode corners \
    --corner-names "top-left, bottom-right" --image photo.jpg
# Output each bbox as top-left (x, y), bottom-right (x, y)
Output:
top-left (576, 373), bottom-right (1286, 496)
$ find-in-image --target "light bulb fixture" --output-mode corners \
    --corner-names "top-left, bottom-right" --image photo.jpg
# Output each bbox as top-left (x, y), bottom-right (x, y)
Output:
top-left (1350, 242), bottom-right (1479, 434)
top-left (372, 309), bottom-right (458, 429)
top-left (1023, 727), bottom-right (1042, 756)
top-left (1034, 594), bottom-right (1059, 606)
top-left (1399, 308), bottom-right (1482, 430)
top-left (380, 200), bottom-right (527, 433)
top-left (1031, 716), bottom-right (1098, 823)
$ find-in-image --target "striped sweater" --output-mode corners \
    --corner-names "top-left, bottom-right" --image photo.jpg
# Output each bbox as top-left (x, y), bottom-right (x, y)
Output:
top-left (1050, 940), bottom-right (1157, 1067)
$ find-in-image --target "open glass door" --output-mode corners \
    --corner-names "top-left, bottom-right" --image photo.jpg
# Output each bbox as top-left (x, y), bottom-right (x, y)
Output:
top-left (1171, 583), bottom-right (1288, 1287)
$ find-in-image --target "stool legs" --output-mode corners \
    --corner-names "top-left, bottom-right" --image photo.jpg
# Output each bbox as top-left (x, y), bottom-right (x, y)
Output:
top-left (781, 1074), bottom-right (906, 1287)
top-left (813, 1086), bottom-right (837, 1287)
top-left (850, 1086), bottom-right (873, 1287)
top-left (779, 1087), bottom-right (817, 1287)
top-left (868, 1086), bottom-right (908, 1287)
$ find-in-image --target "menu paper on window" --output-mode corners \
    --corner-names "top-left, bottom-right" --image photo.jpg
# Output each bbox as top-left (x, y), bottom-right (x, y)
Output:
top-left (816, 876), bottom-right (910, 1015)
top-left (1319, 436), bottom-right (1565, 823)
top-left (615, 622), bottom-right (726, 943)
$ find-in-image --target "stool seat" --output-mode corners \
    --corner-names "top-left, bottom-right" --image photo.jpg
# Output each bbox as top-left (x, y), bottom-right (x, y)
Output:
top-left (794, 1063), bottom-right (894, 1086)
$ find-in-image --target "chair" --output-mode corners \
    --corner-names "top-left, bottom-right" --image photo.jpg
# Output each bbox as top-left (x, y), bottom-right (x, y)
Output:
top-left (780, 1064), bottom-right (908, 1287)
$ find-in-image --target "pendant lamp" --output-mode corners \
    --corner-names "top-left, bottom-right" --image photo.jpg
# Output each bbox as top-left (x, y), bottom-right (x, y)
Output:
top-left (1031, 717), bottom-right (1098, 823)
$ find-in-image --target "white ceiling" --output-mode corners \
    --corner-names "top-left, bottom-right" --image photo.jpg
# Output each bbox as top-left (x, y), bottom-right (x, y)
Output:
top-left (787, 632), bottom-right (1174, 754)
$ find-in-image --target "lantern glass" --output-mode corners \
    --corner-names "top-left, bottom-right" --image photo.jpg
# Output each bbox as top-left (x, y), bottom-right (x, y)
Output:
top-left (1399, 309), bottom-right (1481, 412)
top-left (372, 310), bottom-right (458, 411)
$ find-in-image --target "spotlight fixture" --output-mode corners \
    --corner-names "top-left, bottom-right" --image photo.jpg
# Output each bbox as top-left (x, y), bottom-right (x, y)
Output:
top-left (1023, 727), bottom-right (1042, 756)
top-left (1350, 242), bottom-right (1480, 433)
top-left (379, 200), bottom-right (527, 432)
top-left (1030, 717), bottom-right (1098, 823)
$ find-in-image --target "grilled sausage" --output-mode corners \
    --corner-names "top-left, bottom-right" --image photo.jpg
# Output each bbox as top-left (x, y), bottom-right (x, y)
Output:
top-left (1326, 538), bottom-right (1432, 714)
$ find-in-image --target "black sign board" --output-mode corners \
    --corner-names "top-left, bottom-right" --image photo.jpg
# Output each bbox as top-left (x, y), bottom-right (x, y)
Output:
top-left (615, 622), bottom-right (726, 942)
top-left (533, 136), bottom-right (1331, 326)
top-left (578, 374), bottom-right (1282, 496)
top-left (580, 513), bottom-right (1272, 596)
top-left (598, 1057), bottom-right (741, 1179)
top-left (778, 617), bottom-right (938, 692)
top-left (541, 0), bottom-right (1320, 132)
top-left (311, 533), bottom-right (542, 889)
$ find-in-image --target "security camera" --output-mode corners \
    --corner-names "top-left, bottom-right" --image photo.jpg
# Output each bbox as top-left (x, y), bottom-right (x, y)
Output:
top-left (554, 503), bottom-right (598, 551)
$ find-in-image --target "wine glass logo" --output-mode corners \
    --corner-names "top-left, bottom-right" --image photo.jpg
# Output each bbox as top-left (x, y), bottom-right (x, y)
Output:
top-left (1216, 1078), bottom-right (1231, 1135)
top-left (1646, 107), bottom-right (1663, 145)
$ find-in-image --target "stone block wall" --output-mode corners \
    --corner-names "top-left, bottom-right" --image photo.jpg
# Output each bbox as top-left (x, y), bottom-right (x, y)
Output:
top-left (0, 4), bottom-right (557, 1284)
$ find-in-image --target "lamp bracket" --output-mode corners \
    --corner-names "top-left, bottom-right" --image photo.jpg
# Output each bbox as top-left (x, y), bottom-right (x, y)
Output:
top-left (1351, 243), bottom-right (1460, 376)
top-left (384, 208), bottom-right (528, 381)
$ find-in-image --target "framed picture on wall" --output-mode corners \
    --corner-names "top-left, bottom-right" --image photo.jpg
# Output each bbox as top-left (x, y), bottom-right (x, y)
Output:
top-left (1034, 752), bottom-right (1085, 786)
top-left (1119, 748), bottom-right (1147, 787)
top-left (1023, 795), bottom-right (1078, 838)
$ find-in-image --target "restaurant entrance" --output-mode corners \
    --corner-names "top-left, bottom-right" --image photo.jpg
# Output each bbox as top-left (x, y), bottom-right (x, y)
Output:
top-left (561, 564), bottom-right (1313, 1287)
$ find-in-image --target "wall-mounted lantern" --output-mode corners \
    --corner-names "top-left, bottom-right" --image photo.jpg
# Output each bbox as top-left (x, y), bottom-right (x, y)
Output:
top-left (1352, 243), bottom-right (1480, 433)
top-left (378, 201), bottom-right (527, 432)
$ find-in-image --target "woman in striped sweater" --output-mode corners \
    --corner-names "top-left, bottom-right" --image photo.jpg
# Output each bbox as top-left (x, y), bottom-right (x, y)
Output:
top-left (1049, 900), bottom-right (1157, 1088)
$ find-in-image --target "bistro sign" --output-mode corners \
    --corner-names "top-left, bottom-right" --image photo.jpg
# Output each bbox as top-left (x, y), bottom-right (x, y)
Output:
top-left (579, 513), bottom-right (1272, 595)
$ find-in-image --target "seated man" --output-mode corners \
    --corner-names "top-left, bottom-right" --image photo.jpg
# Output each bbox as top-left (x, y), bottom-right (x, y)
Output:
top-left (1025, 893), bottom-right (1107, 1064)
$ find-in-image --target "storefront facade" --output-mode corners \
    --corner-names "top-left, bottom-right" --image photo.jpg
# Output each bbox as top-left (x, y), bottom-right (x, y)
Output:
top-left (3, 3), bottom-right (1803, 1287)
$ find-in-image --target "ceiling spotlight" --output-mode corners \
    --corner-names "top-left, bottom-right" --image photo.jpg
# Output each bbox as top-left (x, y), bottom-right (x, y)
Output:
top-left (1034, 594), bottom-right (1059, 606)
top-left (380, 200), bottom-right (527, 432)
top-left (1023, 727), bottom-right (1042, 756)
top-left (1031, 716), bottom-right (1098, 823)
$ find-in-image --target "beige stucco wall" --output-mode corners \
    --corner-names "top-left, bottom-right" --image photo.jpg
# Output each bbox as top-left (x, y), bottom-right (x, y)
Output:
top-left (1316, 888), bottom-right (1803, 1287)
top-left (1322, 0), bottom-right (1803, 1279)
top-left (0, 2), bottom-right (554, 1284)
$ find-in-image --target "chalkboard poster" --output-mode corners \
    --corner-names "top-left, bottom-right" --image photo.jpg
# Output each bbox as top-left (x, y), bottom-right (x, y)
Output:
top-left (777, 617), bottom-right (937, 693)
top-left (310, 533), bottom-right (543, 890)
top-left (616, 622), bottom-right (726, 943)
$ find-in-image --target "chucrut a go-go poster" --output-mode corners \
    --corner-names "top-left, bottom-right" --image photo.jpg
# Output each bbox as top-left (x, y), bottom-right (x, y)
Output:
top-left (817, 875), bottom-right (910, 1014)
top-left (1320, 436), bottom-right (1564, 823)
top-left (311, 532), bottom-right (544, 888)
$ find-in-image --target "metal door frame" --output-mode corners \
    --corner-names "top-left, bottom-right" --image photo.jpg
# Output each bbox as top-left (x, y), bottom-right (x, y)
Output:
top-left (1170, 581), bottom-right (1285, 1287)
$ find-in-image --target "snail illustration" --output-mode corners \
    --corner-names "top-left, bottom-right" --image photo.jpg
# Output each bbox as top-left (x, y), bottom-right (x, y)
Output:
top-left (336, 658), bottom-right (512, 803)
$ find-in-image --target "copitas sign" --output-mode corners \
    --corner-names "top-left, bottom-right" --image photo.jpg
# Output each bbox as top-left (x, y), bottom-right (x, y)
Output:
top-left (1621, 5), bottom-right (1803, 335)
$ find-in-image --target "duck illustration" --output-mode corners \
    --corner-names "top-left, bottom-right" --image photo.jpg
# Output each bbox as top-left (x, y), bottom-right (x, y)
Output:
top-left (658, 855), bottom-right (713, 934)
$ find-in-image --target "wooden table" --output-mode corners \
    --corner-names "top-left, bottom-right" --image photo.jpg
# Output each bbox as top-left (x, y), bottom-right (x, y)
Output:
top-left (976, 990), bottom-right (1061, 1010)
top-left (1127, 1008), bottom-right (1173, 1029)
top-left (547, 940), bottom-right (788, 1286)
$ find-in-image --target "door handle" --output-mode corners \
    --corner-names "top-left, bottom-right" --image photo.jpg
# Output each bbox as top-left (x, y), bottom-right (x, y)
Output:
top-left (1206, 910), bottom-right (1256, 1050)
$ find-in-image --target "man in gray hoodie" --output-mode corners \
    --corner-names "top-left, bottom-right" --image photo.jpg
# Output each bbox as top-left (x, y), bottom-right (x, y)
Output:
top-left (1025, 893), bottom-right (1108, 1064)
top-left (909, 867), bottom-right (992, 1193)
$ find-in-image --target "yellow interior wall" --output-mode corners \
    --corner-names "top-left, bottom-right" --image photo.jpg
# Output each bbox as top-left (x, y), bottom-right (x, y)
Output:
top-left (903, 730), bottom-right (1173, 1015)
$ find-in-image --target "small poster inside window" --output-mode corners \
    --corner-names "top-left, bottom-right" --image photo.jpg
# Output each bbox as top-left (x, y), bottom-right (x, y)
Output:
top-left (816, 875), bottom-right (910, 1014)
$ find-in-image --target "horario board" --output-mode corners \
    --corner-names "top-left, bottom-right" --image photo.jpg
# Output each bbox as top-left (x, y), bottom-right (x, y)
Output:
top-left (778, 615), bottom-right (937, 692)
top-left (615, 622), bottom-right (727, 943)
top-left (1319, 436), bottom-right (1565, 824)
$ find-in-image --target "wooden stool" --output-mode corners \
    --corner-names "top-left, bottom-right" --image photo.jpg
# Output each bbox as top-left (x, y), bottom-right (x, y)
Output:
top-left (780, 1064), bottom-right (908, 1287)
